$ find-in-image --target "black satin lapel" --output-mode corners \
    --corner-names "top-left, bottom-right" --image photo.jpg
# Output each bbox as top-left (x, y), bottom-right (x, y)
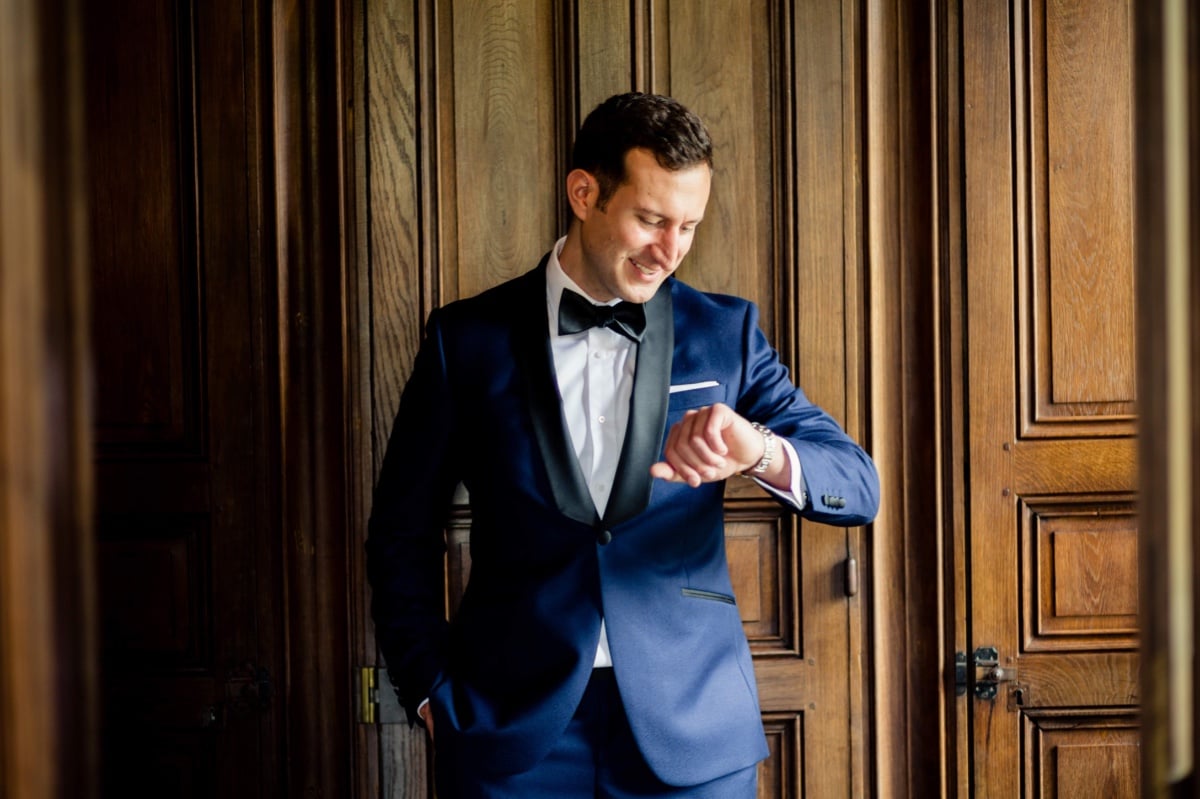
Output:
top-left (516, 261), bottom-right (599, 527)
top-left (602, 283), bottom-right (673, 527)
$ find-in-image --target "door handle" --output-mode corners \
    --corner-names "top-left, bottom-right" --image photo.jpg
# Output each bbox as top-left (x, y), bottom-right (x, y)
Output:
top-left (955, 647), bottom-right (1020, 701)
top-left (204, 661), bottom-right (272, 728)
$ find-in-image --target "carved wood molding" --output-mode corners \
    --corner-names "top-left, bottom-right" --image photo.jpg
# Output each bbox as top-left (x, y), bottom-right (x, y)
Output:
top-left (866, 0), bottom-right (949, 796)
top-left (272, 0), bottom-right (354, 795)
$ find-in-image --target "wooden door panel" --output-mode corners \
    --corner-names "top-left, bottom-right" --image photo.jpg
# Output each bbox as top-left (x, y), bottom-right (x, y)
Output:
top-left (1023, 0), bottom-right (1135, 434)
top-left (98, 514), bottom-right (210, 664)
top-left (88, 0), bottom-right (217, 780)
top-left (87, 0), bottom-right (201, 454)
top-left (1024, 712), bottom-right (1140, 798)
top-left (962, 0), bottom-right (1137, 795)
top-left (761, 715), bottom-right (804, 797)
top-left (1021, 498), bottom-right (1138, 652)
top-left (1011, 439), bottom-right (1136, 493)
top-left (727, 511), bottom-right (795, 652)
top-left (88, 0), bottom-right (277, 794)
top-left (1016, 654), bottom-right (1139, 707)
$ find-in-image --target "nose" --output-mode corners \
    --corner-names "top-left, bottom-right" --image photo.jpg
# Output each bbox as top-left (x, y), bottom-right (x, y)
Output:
top-left (656, 227), bottom-right (681, 265)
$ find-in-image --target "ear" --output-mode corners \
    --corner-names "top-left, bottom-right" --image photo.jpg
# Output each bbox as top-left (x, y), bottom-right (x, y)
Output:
top-left (565, 168), bottom-right (597, 221)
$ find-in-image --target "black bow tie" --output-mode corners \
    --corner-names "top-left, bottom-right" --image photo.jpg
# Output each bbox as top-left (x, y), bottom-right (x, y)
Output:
top-left (557, 288), bottom-right (646, 343)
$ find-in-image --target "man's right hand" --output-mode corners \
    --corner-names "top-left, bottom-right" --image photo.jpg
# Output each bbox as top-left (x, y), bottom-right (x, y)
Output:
top-left (418, 701), bottom-right (435, 741)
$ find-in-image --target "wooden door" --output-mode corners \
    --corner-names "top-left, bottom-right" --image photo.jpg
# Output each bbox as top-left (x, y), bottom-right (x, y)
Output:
top-left (960, 0), bottom-right (1139, 795)
top-left (356, 1), bottom-right (870, 797)
top-left (86, 1), bottom-right (282, 795)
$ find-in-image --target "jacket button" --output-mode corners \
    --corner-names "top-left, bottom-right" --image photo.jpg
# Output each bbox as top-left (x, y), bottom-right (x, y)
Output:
top-left (597, 529), bottom-right (613, 545)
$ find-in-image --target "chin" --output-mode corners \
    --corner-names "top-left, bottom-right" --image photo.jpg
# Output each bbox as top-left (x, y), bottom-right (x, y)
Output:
top-left (623, 284), bottom-right (662, 304)
top-left (619, 275), bottom-right (669, 303)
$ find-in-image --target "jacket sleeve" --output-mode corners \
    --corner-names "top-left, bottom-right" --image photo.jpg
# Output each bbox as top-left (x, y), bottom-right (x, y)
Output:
top-left (365, 310), bottom-right (460, 723)
top-left (735, 302), bottom-right (880, 527)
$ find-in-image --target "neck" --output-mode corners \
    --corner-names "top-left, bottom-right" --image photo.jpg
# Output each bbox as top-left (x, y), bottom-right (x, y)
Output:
top-left (556, 227), bottom-right (588, 291)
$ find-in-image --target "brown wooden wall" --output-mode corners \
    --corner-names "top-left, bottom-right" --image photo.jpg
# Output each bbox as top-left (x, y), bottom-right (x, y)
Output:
top-left (1, 0), bottom-right (1171, 797)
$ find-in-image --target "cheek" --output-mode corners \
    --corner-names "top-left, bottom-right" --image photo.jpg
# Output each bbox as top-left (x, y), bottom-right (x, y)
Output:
top-left (612, 227), bottom-right (644, 251)
top-left (620, 222), bottom-right (654, 247)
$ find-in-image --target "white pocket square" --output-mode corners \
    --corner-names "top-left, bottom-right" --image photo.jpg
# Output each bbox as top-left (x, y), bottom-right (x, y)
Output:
top-left (668, 380), bottom-right (721, 394)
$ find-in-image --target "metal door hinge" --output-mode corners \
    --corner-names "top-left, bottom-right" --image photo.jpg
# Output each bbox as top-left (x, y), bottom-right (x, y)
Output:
top-left (955, 647), bottom-right (1023, 702)
top-left (358, 666), bottom-right (407, 724)
top-left (359, 666), bottom-right (378, 724)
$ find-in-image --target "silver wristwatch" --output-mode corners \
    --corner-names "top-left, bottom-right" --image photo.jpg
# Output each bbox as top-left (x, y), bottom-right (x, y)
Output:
top-left (747, 422), bottom-right (775, 474)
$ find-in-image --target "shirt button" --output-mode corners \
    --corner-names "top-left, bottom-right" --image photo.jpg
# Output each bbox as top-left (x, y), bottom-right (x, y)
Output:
top-left (598, 415), bottom-right (606, 424)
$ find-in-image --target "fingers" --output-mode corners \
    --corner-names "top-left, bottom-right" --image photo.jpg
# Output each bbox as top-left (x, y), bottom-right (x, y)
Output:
top-left (649, 461), bottom-right (679, 481)
top-left (654, 405), bottom-right (737, 487)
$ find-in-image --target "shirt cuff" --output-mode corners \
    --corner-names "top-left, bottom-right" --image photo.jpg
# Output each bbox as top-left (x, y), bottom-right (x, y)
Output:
top-left (751, 437), bottom-right (807, 510)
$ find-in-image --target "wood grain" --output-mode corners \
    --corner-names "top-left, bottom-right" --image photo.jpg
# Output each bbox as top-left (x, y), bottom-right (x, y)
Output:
top-left (368, 0), bottom-right (425, 464)
top-left (448, 0), bottom-right (559, 301)
top-left (1011, 438), bottom-right (1136, 494)
top-left (1023, 0), bottom-right (1137, 437)
top-left (1017, 652), bottom-right (1139, 707)
top-left (1042, 0), bottom-right (1135, 406)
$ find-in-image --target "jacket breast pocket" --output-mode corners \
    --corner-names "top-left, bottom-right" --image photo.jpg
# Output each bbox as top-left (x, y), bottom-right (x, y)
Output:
top-left (667, 383), bottom-right (726, 414)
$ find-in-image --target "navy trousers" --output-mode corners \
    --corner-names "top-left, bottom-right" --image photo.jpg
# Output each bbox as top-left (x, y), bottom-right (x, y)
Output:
top-left (433, 668), bottom-right (759, 798)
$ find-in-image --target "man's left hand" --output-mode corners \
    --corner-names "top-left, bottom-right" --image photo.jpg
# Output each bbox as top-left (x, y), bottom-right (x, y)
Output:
top-left (650, 403), bottom-right (789, 489)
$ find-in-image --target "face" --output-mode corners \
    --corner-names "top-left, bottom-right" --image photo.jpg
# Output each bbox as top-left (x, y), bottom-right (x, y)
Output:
top-left (560, 147), bottom-right (711, 304)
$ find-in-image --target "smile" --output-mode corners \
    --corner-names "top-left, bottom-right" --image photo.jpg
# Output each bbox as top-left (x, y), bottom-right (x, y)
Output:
top-left (630, 258), bottom-right (657, 277)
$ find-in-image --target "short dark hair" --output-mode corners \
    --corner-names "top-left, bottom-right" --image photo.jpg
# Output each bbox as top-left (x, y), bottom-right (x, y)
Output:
top-left (571, 92), bottom-right (713, 209)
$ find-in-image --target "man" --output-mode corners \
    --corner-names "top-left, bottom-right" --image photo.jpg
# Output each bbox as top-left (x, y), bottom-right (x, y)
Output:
top-left (367, 92), bottom-right (879, 798)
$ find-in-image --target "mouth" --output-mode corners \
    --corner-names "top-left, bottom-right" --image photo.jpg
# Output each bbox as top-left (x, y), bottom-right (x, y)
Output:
top-left (629, 257), bottom-right (660, 278)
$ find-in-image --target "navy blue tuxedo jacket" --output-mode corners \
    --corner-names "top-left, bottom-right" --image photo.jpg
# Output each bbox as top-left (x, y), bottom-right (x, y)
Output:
top-left (366, 258), bottom-right (879, 786)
